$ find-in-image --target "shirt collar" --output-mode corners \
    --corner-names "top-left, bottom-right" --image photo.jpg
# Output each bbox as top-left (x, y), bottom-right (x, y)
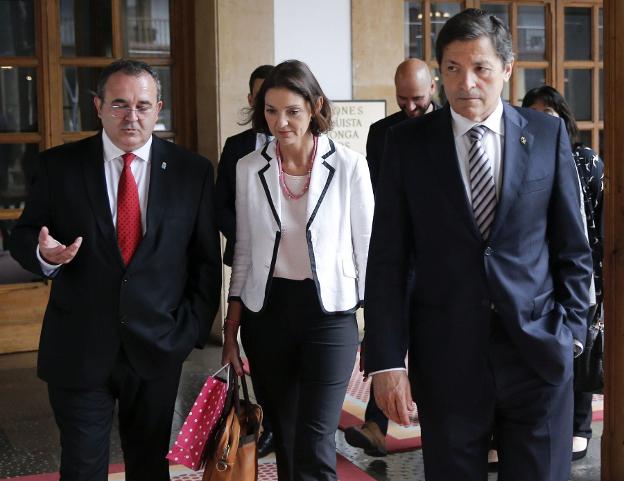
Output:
top-left (450, 98), bottom-right (505, 139)
top-left (102, 130), bottom-right (152, 163)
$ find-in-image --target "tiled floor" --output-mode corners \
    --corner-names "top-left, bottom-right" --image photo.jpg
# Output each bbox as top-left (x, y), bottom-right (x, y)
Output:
top-left (0, 346), bottom-right (602, 480)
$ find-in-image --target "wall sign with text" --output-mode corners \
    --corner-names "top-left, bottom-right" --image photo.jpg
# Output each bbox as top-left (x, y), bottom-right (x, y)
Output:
top-left (328, 100), bottom-right (386, 156)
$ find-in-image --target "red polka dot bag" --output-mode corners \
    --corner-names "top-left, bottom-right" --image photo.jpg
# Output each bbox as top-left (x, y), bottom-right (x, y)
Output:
top-left (167, 364), bottom-right (230, 470)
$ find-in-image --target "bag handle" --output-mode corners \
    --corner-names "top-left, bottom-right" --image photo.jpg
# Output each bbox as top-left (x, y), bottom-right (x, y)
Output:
top-left (233, 372), bottom-right (253, 415)
top-left (213, 363), bottom-right (231, 389)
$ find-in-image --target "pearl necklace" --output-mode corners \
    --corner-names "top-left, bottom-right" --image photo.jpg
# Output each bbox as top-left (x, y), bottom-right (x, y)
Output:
top-left (276, 136), bottom-right (318, 200)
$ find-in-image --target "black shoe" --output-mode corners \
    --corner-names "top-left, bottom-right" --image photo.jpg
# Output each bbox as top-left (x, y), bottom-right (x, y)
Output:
top-left (257, 430), bottom-right (275, 458)
top-left (344, 421), bottom-right (387, 457)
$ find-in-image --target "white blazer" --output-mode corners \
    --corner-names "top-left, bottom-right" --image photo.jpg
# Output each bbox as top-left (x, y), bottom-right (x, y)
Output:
top-left (229, 134), bottom-right (374, 313)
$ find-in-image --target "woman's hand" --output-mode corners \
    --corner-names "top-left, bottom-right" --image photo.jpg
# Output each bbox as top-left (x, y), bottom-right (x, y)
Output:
top-left (221, 334), bottom-right (244, 376)
top-left (222, 300), bottom-right (244, 376)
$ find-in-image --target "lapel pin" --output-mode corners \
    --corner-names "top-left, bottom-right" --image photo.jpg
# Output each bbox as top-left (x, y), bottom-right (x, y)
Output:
top-left (520, 136), bottom-right (527, 145)
top-left (161, 162), bottom-right (167, 170)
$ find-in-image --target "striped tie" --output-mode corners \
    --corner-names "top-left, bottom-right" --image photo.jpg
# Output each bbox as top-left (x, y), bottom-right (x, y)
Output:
top-left (468, 125), bottom-right (497, 240)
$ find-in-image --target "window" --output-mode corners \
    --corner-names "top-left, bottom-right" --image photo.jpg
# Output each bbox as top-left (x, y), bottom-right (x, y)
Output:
top-left (0, 0), bottom-right (196, 352)
top-left (559, 3), bottom-right (603, 153)
top-left (403, 0), bottom-right (603, 153)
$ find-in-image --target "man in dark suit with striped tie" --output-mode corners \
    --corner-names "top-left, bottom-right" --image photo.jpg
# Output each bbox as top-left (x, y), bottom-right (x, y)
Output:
top-left (364, 9), bottom-right (592, 481)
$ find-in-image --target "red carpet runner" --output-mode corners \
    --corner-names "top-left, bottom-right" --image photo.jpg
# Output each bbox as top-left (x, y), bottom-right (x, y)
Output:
top-left (339, 351), bottom-right (604, 454)
top-left (2, 454), bottom-right (374, 481)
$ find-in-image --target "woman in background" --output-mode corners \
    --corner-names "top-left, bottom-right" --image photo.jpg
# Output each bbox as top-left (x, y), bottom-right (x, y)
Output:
top-left (523, 85), bottom-right (604, 461)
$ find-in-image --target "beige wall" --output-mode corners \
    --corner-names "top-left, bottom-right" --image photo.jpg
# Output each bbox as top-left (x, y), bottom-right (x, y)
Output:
top-left (195, 0), bottom-right (274, 162)
top-left (351, 0), bottom-right (404, 114)
top-left (195, 0), bottom-right (274, 340)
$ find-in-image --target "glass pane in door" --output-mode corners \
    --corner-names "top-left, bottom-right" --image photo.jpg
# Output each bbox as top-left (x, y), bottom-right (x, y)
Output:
top-left (481, 4), bottom-right (509, 28)
top-left (123, 0), bottom-right (171, 57)
top-left (0, 143), bottom-right (39, 209)
top-left (515, 68), bottom-right (546, 104)
top-left (517, 6), bottom-right (546, 61)
top-left (0, 67), bottom-right (38, 132)
top-left (153, 66), bottom-right (172, 131)
top-left (62, 67), bottom-right (103, 132)
top-left (431, 2), bottom-right (462, 58)
top-left (599, 8), bottom-right (603, 61)
top-left (578, 130), bottom-right (592, 150)
top-left (404, 1), bottom-right (424, 59)
top-left (564, 7), bottom-right (591, 61)
top-left (60, 0), bottom-right (113, 57)
top-left (0, 0), bottom-right (36, 56)
top-left (564, 69), bottom-right (592, 121)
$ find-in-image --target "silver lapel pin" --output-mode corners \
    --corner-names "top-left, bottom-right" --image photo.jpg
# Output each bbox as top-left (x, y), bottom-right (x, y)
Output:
top-left (161, 161), bottom-right (167, 170)
top-left (520, 136), bottom-right (527, 145)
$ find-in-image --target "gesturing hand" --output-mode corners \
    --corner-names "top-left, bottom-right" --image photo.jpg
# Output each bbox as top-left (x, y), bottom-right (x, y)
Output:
top-left (38, 226), bottom-right (83, 265)
top-left (372, 370), bottom-right (414, 426)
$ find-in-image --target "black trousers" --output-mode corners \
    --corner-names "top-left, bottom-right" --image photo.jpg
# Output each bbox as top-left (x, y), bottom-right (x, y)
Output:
top-left (415, 312), bottom-right (574, 481)
top-left (363, 267), bottom-right (416, 436)
top-left (47, 351), bottom-right (182, 481)
top-left (572, 304), bottom-right (598, 439)
top-left (365, 384), bottom-right (389, 435)
top-left (573, 391), bottom-right (593, 438)
top-left (241, 278), bottom-right (359, 481)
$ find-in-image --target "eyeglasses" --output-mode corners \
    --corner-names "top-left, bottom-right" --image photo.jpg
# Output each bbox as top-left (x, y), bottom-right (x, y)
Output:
top-left (103, 101), bottom-right (155, 118)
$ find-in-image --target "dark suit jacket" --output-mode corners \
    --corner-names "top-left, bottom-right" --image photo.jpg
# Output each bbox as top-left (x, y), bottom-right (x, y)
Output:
top-left (215, 129), bottom-right (257, 266)
top-left (366, 104), bottom-right (439, 192)
top-left (364, 103), bottom-right (592, 389)
top-left (10, 133), bottom-right (222, 389)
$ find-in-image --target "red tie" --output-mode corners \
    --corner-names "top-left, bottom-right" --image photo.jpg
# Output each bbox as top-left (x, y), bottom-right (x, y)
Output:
top-left (117, 152), bottom-right (142, 265)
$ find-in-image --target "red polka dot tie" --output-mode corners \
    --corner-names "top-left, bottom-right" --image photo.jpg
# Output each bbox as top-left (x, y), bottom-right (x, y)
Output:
top-left (117, 152), bottom-right (142, 265)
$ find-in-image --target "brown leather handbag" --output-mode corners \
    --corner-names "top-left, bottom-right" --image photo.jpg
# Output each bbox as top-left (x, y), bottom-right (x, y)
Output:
top-left (202, 372), bottom-right (263, 481)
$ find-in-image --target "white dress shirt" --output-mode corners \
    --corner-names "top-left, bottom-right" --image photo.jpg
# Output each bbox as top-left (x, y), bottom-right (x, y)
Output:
top-left (102, 130), bottom-right (152, 234)
top-left (37, 131), bottom-right (153, 274)
top-left (450, 98), bottom-right (504, 202)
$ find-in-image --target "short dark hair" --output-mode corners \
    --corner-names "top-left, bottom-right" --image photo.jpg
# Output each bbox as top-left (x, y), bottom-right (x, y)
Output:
top-left (435, 8), bottom-right (513, 67)
top-left (249, 65), bottom-right (274, 94)
top-left (97, 59), bottom-right (161, 102)
top-left (250, 60), bottom-right (332, 136)
top-left (522, 85), bottom-right (579, 145)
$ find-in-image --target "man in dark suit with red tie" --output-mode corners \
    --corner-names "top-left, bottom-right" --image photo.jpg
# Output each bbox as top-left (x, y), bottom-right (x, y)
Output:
top-left (365, 9), bottom-right (592, 481)
top-left (10, 59), bottom-right (222, 481)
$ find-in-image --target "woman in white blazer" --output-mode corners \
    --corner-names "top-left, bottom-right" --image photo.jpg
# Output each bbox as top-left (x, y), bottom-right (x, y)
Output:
top-left (222, 60), bottom-right (374, 481)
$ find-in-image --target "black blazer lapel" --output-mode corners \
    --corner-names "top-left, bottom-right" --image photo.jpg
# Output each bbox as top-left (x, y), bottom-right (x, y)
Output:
top-left (488, 104), bottom-right (532, 240)
top-left (427, 107), bottom-right (481, 240)
top-left (131, 135), bottom-right (169, 265)
top-left (82, 133), bottom-right (125, 268)
top-left (257, 143), bottom-right (281, 229)
top-left (307, 137), bottom-right (336, 228)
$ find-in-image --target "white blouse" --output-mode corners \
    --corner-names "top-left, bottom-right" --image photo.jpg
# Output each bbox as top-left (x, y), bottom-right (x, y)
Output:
top-left (272, 173), bottom-right (313, 280)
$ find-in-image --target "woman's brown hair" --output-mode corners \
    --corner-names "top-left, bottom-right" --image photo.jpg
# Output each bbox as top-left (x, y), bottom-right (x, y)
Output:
top-left (249, 59), bottom-right (332, 136)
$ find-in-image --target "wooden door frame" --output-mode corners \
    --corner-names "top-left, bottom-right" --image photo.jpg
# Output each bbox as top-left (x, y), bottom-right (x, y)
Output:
top-left (601, 0), bottom-right (624, 478)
